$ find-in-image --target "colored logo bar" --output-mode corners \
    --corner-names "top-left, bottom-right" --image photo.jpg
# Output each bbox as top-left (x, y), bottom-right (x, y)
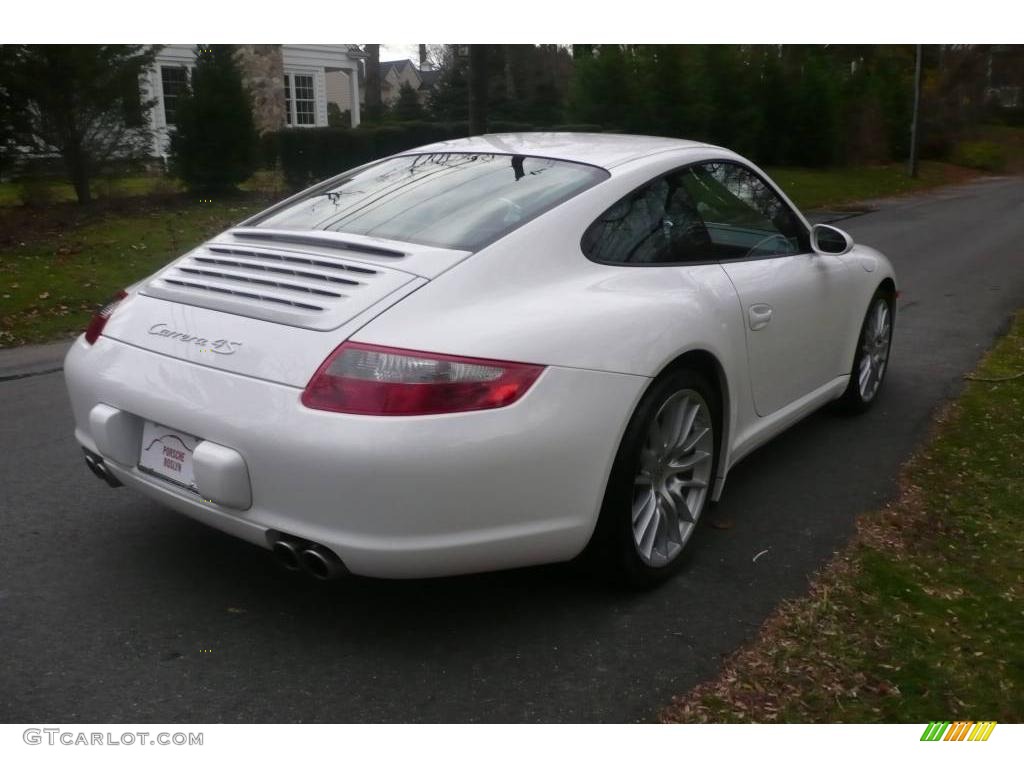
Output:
top-left (920, 721), bottom-right (997, 741)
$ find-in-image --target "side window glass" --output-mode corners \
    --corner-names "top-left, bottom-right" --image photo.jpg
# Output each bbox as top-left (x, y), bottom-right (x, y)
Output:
top-left (679, 162), bottom-right (807, 259)
top-left (582, 172), bottom-right (712, 264)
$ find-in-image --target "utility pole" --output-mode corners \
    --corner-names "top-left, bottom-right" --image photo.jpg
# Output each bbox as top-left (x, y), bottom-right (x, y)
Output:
top-left (908, 44), bottom-right (923, 178)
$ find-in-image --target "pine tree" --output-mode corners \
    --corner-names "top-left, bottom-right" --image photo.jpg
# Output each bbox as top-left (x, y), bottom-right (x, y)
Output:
top-left (1, 45), bottom-right (157, 203)
top-left (427, 48), bottom-right (469, 122)
top-left (170, 45), bottom-right (255, 194)
top-left (392, 82), bottom-right (425, 121)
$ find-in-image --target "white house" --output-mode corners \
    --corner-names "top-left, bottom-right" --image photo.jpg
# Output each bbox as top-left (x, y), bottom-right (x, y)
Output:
top-left (142, 44), bottom-right (364, 158)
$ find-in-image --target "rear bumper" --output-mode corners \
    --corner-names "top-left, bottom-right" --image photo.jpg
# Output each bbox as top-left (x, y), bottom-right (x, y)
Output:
top-left (64, 335), bottom-right (647, 578)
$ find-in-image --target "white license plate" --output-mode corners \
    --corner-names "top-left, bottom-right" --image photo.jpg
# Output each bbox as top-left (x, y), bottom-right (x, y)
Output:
top-left (138, 421), bottom-right (201, 491)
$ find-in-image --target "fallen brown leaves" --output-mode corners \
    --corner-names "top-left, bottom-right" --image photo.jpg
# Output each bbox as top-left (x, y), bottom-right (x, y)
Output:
top-left (661, 398), bottom-right (962, 724)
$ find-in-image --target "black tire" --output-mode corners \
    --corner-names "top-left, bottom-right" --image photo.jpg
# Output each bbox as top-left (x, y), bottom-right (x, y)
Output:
top-left (838, 288), bottom-right (895, 414)
top-left (585, 366), bottom-right (720, 589)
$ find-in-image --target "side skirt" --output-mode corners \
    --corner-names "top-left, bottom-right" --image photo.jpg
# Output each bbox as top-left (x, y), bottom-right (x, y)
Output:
top-left (710, 375), bottom-right (850, 501)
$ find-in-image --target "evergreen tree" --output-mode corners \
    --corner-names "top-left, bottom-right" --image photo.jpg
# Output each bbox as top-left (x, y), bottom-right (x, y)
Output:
top-left (0, 45), bottom-right (157, 203)
top-left (788, 47), bottom-right (842, 166)
top-left (427, 49), bottom-right (470, 122)
top-left (564, 43), bottom-right (933, 167)
top-left (468, 45), bottom-right (490, 134)
top-left (569, 44), bottom-right (636, 131)
top-left (170, 45), bottom-right (255, 194)
top-left (752, 46), bottom-right (795, 166)
top-left (391, 82), bottom-right (425, 121)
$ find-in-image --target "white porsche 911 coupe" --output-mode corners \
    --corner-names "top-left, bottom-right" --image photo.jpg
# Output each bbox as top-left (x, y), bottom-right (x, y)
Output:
top-left (64, 133), bottom-right (896, 586)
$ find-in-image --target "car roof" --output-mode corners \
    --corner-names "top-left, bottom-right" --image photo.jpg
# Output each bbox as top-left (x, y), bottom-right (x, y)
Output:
top-left (405, 132), bottom-right (713, 170)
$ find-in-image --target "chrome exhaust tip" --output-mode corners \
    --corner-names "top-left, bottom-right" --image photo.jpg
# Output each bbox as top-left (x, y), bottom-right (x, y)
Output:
top-left (83, 449), bottom-right (122, 488)
top-left (299, 544), bottom-right (347, 581)
top-left (272, 539), bottom-right (303, 572)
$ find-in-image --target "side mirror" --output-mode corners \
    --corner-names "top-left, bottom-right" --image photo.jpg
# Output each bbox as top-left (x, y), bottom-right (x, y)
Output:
top-left (811, 224), bottom-right (854, 255)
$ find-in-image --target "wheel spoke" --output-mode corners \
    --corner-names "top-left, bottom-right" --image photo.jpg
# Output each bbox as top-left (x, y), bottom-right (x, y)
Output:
top-left (668, 484), bottom-right (695, 524)
top-left (676, 400), bottom-right (700, 451)
top-left (639, 500), bottom-right (661, 559)
top-left (669, 449), bottom-right (711, 472)
top-left (680, 426), bottom-right (710, 455)
top-left (665, 507), bottom-right (685, 546)
top-left (859, 356), bottom-right (872, 393)
top-left (633, 489), bottom-right (656, 528)
top-left (662, 396), bottom-right (685, 449)
top-left (653, 507), bottom-right (671, 560)
top-left (656, 485), bottom-right (676, 516)
top-left (662, 395), bottom-right (693, 450)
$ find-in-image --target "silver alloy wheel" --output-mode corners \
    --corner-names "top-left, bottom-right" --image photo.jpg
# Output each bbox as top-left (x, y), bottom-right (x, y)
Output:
top-left (631, 389), bottom-right (715, 567)
top-left (858, 298), bottom-right (892, 402)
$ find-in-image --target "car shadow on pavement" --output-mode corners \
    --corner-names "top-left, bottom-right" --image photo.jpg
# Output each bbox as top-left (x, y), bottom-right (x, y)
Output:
top-left (126, 504), bottom-right (638, 648)
top-left (125, 375), bottom-right (915, 634)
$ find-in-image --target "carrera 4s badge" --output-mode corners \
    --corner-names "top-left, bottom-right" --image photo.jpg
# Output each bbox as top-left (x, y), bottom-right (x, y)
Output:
top-left (148, 323), bottom-right (243, 355)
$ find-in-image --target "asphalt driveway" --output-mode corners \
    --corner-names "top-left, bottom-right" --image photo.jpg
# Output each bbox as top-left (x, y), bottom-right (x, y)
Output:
top-left (2, 176), bottom-right (1022, 722)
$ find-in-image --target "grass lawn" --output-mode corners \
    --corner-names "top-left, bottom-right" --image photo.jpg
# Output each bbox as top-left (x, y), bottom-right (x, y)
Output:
top-left (0, 170), bottom-right (286, 208)
top-left (0, 194), bottom-right (271, 347)
top-left (976, 124), bottom-right (1024, 173)
top-left (663, 311), bottom-right (1024, 723)
top-left (0, 175), bottom-right (173, 207)
top-left (767, 161), bottom-right (980, 210)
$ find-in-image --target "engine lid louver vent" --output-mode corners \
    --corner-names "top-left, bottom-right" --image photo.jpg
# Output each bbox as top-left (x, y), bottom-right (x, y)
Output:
top-left (230, 229), bottom-right (407, 259)
top-left (140, 243), bottom-right (415, 331)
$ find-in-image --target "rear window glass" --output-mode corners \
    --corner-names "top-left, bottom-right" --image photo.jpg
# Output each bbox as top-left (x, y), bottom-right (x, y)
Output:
top-left (250, 153), bottom-right (609, 251)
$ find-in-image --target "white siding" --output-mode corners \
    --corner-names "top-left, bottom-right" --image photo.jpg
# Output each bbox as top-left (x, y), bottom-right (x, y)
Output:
top-left (149, 45), bottom-right (199, 157)
top-left (326, 70), bottom-right (351, 110)
top-left (146, 44), bottom-right (363, 156)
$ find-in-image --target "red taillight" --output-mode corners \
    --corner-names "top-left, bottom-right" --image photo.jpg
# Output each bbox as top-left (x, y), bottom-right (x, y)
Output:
top-left (301, 342), bottom-right (545, 416)
top-left (84, 290), bottom-right (128, 345)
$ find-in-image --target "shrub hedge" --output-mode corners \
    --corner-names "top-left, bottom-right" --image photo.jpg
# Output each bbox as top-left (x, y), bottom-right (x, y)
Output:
top-left (263, 121), bottom-right (605, 189)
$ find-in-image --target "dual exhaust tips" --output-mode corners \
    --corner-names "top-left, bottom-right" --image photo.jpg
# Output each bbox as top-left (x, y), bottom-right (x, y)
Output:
top-left (81, 452), bottom-right (344, 580)
top-left (272, 535), bottom-right (348, 581)
top-left (83, 449), bottom-right (122, 488)
top-left (82, 451), bottom-right (344, 580)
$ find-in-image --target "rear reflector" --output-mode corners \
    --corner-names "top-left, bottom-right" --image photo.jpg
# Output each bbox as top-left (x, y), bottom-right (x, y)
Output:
top-left (84, 290), bottom-right (128, 345)
top-left (301, 342), bottom-right (545, 416)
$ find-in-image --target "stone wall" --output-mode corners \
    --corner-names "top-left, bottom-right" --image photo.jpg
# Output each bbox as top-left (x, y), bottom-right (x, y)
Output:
top-left (235, 45), bottom-right (286, 134)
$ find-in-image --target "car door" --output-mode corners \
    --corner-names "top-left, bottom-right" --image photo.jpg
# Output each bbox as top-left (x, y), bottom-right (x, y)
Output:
top-left (678, 161), bottom-right (852, 417)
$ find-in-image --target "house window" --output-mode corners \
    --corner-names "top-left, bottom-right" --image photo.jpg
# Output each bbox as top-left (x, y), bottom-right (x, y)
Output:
top-left (161, 66), bottom-right (190, 126)
top-left (284, 73), bottom-right (316, 126)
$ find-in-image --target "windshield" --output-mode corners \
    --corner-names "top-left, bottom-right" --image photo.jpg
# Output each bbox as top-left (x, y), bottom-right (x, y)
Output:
top-left (250, 152), bottom-right (609, 251)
